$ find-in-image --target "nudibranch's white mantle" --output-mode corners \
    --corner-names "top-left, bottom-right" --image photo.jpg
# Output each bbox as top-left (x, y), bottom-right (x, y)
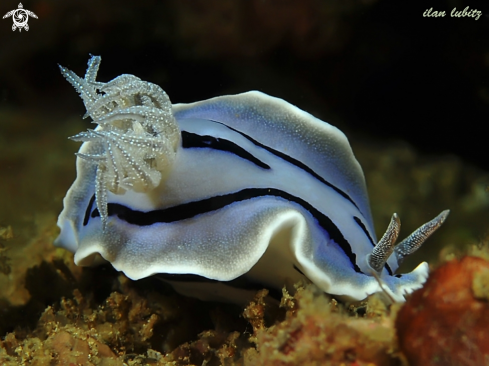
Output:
top-left (55, 56), bottom-right (449, 303)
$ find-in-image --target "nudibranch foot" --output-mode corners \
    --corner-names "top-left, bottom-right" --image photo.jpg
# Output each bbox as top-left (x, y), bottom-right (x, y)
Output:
top-left (55, 55), bottom-right (450, 304)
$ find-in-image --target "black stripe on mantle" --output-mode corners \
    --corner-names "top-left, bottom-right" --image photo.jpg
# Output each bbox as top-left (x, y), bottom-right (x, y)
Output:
top-left (207, 120), bottom-right (363, 214)
top-left (89, 188), bottom-right (363, 273)
top-left (181, 131), bottom-right (270, 170)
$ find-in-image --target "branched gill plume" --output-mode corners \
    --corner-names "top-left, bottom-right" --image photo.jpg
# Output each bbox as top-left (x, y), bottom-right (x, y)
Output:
top-left (59, 56), bottom-right (180, 229)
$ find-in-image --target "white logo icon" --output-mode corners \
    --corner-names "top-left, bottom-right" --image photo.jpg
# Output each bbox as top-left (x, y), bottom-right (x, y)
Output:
top-left (3, 3), bottom-right (37, 31)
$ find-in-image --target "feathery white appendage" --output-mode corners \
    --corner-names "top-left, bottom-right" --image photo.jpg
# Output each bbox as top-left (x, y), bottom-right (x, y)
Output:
top-left (60, 55), bottom-right (180, 229)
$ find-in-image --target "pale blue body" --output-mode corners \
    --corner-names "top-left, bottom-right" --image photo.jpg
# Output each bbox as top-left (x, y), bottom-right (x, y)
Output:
top-left (56, 90), bottom-right (429, 302)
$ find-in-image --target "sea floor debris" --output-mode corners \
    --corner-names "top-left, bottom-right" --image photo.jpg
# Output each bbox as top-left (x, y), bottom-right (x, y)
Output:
top-left (0, 262), bottom-right (405, 366)
top-left (1, 237), bottom-right (489, 365)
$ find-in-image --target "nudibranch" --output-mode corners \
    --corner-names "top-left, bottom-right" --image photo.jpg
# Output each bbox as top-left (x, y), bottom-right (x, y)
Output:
top-left (55, 56), bottom-right (449, 303)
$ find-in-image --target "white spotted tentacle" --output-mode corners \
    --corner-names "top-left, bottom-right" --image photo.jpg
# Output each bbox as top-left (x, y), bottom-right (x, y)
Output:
top-left (367, 210), bottom-right (449, 274)
top-left (367, 213), bottom-right (400, 273)
top-left (394, 210), bottom-right (450, 264)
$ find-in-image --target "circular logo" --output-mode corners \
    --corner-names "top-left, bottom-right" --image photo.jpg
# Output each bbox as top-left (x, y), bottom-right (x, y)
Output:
top-left (12, 8), bottom-right (28, 29)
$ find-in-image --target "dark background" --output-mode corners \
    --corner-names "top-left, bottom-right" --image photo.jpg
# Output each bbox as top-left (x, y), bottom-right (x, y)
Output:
top-left (1, 0), bottom-right (488, 169)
